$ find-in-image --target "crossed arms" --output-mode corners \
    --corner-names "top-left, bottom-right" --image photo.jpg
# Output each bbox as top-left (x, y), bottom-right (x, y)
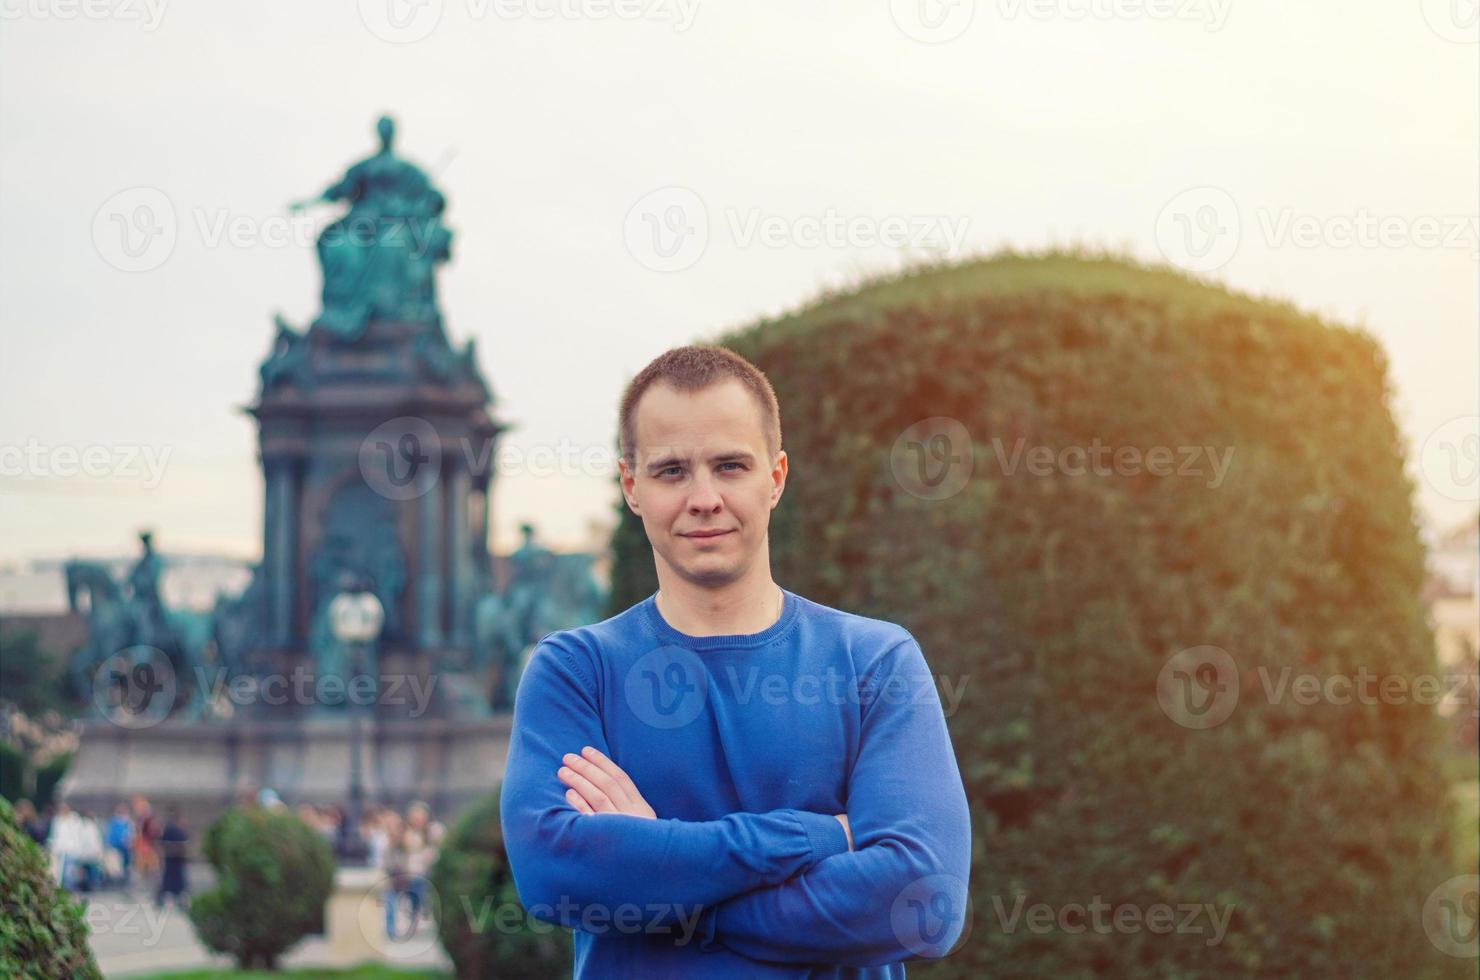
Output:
top-left (498, 635), bottom-right (971, 966)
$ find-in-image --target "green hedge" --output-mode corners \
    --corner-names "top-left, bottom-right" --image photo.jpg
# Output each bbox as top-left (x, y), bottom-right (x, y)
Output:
top-left (430, 787), bottom-right (571, 979)
top-left (608, 252), bottom-right (1466, 977)
top-left (0, 796), bottom-right (101, 979)
top-left (0, 744), bottom-right (71, 810)
top-left (188, 806), bottom-right (336, 969)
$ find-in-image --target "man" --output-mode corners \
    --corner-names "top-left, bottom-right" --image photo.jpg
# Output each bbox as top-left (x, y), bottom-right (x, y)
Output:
top-left (47, 802), bottom-right (84, 891)
top-left (501, 345), bottom-right (971, 977)
top-left (106, 803), bottom-right (135, 888)
top-left (155, 806), bottom-right (190, 910)
top-left (74, 809), bottom-right (105, 893)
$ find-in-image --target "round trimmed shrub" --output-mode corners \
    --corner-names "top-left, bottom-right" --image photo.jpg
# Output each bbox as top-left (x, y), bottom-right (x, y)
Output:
top-left (608, 252), bottom-right (1466, 978)
top-left (431, 785), bottom-right (571, 978)
top-left (188, 804), bottom-right (336, 968)
top-left (0, 797), bottom-right (101, 980)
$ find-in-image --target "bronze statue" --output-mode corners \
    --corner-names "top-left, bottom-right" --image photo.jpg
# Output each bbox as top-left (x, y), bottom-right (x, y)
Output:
top-left (473, 524), bottom-right (604, 709)
top-left (290, 115), bottom-right (452, 341)
top-left (64, 532), bottom-right (210, 721)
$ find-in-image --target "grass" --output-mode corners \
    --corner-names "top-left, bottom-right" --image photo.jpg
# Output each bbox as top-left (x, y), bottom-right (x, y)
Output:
top-left (129, 971), bottom-right (447, 980)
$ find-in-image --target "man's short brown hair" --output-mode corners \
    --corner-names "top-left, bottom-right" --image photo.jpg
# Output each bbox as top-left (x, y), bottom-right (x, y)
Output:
top-left (619, 345), bottom-right (782, 466)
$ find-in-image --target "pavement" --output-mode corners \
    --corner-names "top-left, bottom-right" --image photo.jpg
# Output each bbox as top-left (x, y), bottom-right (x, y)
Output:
top-left (79, 868), bottom-right (452, 978)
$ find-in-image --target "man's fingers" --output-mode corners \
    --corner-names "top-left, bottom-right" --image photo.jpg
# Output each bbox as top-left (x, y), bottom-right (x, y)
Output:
top-left (557, 746), bottom-right (656, 819)
top-left (558, 766), bottom-right (615, 813)
top-left (563, 752), bottom-right (633, 809)
top-left (580, 746), bottom-right (645, 801)
top-left (565, 788), bottom-right (595, 814)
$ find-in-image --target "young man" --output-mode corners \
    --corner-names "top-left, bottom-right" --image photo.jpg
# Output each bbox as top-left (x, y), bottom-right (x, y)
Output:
top-left (501, 345), bottom-right (971, 977)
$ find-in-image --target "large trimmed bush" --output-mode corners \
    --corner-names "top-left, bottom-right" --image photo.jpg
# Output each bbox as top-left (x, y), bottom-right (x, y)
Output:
top-left (431, 786), bottom-right (571, 979)
top-left (608, 252), bottom-right (1466, 978)
top-left (188, 805), bottom-right (336, 968)
top-left (0, 796), bottom-right (101, 979)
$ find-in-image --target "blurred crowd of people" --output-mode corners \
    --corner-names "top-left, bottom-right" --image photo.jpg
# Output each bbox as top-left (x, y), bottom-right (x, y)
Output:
top-left (15, 788), bottom-right (446, 939)
top-left (369, 800), bottom-right (445, 936)
top-left (253, 790), bottom-right (446, 938)
top-left (13, 793), bottom-right (189, 908)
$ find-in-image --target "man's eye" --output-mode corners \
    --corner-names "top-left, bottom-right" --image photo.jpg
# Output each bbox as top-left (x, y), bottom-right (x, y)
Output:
top-left (720, 462), bottom-right (744, 471)
top-left (659, 467), bottom-right (682, 477)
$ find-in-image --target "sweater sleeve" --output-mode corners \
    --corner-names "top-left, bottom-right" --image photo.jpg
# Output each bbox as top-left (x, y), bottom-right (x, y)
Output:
top-left (500, 636), bottom-right (851, 929)
top-left (696, 636), bottom-right (972, 965)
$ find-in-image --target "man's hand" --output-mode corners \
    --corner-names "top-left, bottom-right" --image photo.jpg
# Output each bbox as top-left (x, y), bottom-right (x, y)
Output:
top-left (558, 745), bottom-right (657, 819)
top-left (558, 745), bottom-right (852, 853)
top-left (835, 814), bottom-right (853, 851)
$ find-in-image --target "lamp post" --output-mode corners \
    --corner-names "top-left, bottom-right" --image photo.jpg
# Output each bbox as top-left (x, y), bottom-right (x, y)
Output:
top-left (328, 584), bottom-right (384, 867)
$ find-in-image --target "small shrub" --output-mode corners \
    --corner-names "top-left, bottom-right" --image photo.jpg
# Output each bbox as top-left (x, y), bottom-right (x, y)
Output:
top-left (188, 805), bottom-right (336, 969)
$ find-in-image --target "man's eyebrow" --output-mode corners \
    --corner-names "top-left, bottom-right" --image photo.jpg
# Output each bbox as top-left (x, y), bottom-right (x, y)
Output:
top-left (644, 450), bottom-right (757, 473)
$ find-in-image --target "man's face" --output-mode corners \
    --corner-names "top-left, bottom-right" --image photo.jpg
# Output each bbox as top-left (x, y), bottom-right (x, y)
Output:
top-left (620, 379), bottom-right (787, 589)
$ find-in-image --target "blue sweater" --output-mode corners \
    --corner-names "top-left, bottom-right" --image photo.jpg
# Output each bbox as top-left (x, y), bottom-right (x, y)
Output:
top-left (500, 587), bottom-right (972, 978)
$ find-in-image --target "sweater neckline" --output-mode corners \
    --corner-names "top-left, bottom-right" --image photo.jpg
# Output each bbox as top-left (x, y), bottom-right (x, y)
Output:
top-left (643, 586), bottom-right (800, 650)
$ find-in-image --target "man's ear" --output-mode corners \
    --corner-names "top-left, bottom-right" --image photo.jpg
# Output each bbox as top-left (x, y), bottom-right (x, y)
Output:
top-left (618, 458), bottom-right (641, 514)
top-left (769, 449), bottom-right (788, 509)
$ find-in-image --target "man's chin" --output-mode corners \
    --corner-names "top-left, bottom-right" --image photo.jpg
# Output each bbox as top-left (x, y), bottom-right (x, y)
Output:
top-left (671, 556), bottom-right (744, 588)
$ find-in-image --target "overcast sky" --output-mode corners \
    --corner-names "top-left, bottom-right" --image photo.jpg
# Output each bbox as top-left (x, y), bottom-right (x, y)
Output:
top-left (1, 1), bottom-right (1476, 564)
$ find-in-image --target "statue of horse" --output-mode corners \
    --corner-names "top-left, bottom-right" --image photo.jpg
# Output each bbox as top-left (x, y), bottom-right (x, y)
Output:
top-left (64, 562), bottom-right (131, 704)
top-left (63, 559), bottom-right (208, 721)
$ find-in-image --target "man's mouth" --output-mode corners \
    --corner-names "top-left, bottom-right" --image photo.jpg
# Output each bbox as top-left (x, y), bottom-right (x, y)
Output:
top-left (683, 529), bottom-right (733, 539)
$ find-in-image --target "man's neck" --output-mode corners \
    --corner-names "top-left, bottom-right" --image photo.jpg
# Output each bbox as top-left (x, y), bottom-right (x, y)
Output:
top-left (653, 573), bottom-right (784, 638)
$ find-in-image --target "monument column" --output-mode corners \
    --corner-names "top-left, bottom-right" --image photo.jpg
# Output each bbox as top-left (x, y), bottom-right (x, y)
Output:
top-left (264, 456), bottom-right (300, 649)
top-left (471, 483), bottom-right (491, 584)
top-left (417, 461), bottom-right (445, 650)
top-left (448, 465), bottom-right (473, 649)
top-left (468, 432), bottom-right (494, 586)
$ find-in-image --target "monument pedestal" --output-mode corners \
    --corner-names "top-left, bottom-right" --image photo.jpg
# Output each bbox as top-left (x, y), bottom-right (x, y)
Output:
top-left (58, 714), bottom-right (511, 831)
top-left (324, 867), bottom-right (385, 966)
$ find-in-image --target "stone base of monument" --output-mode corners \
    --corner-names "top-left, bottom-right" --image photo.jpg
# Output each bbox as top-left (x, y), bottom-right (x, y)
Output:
top-left (324, 866), bottom-right (387, 966)
top-left (58, 713), bottom-right (511, 832)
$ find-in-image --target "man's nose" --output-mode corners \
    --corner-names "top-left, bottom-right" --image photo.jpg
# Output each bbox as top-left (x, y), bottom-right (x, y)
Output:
top-left (687, 475), bottom-right (723, 512)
